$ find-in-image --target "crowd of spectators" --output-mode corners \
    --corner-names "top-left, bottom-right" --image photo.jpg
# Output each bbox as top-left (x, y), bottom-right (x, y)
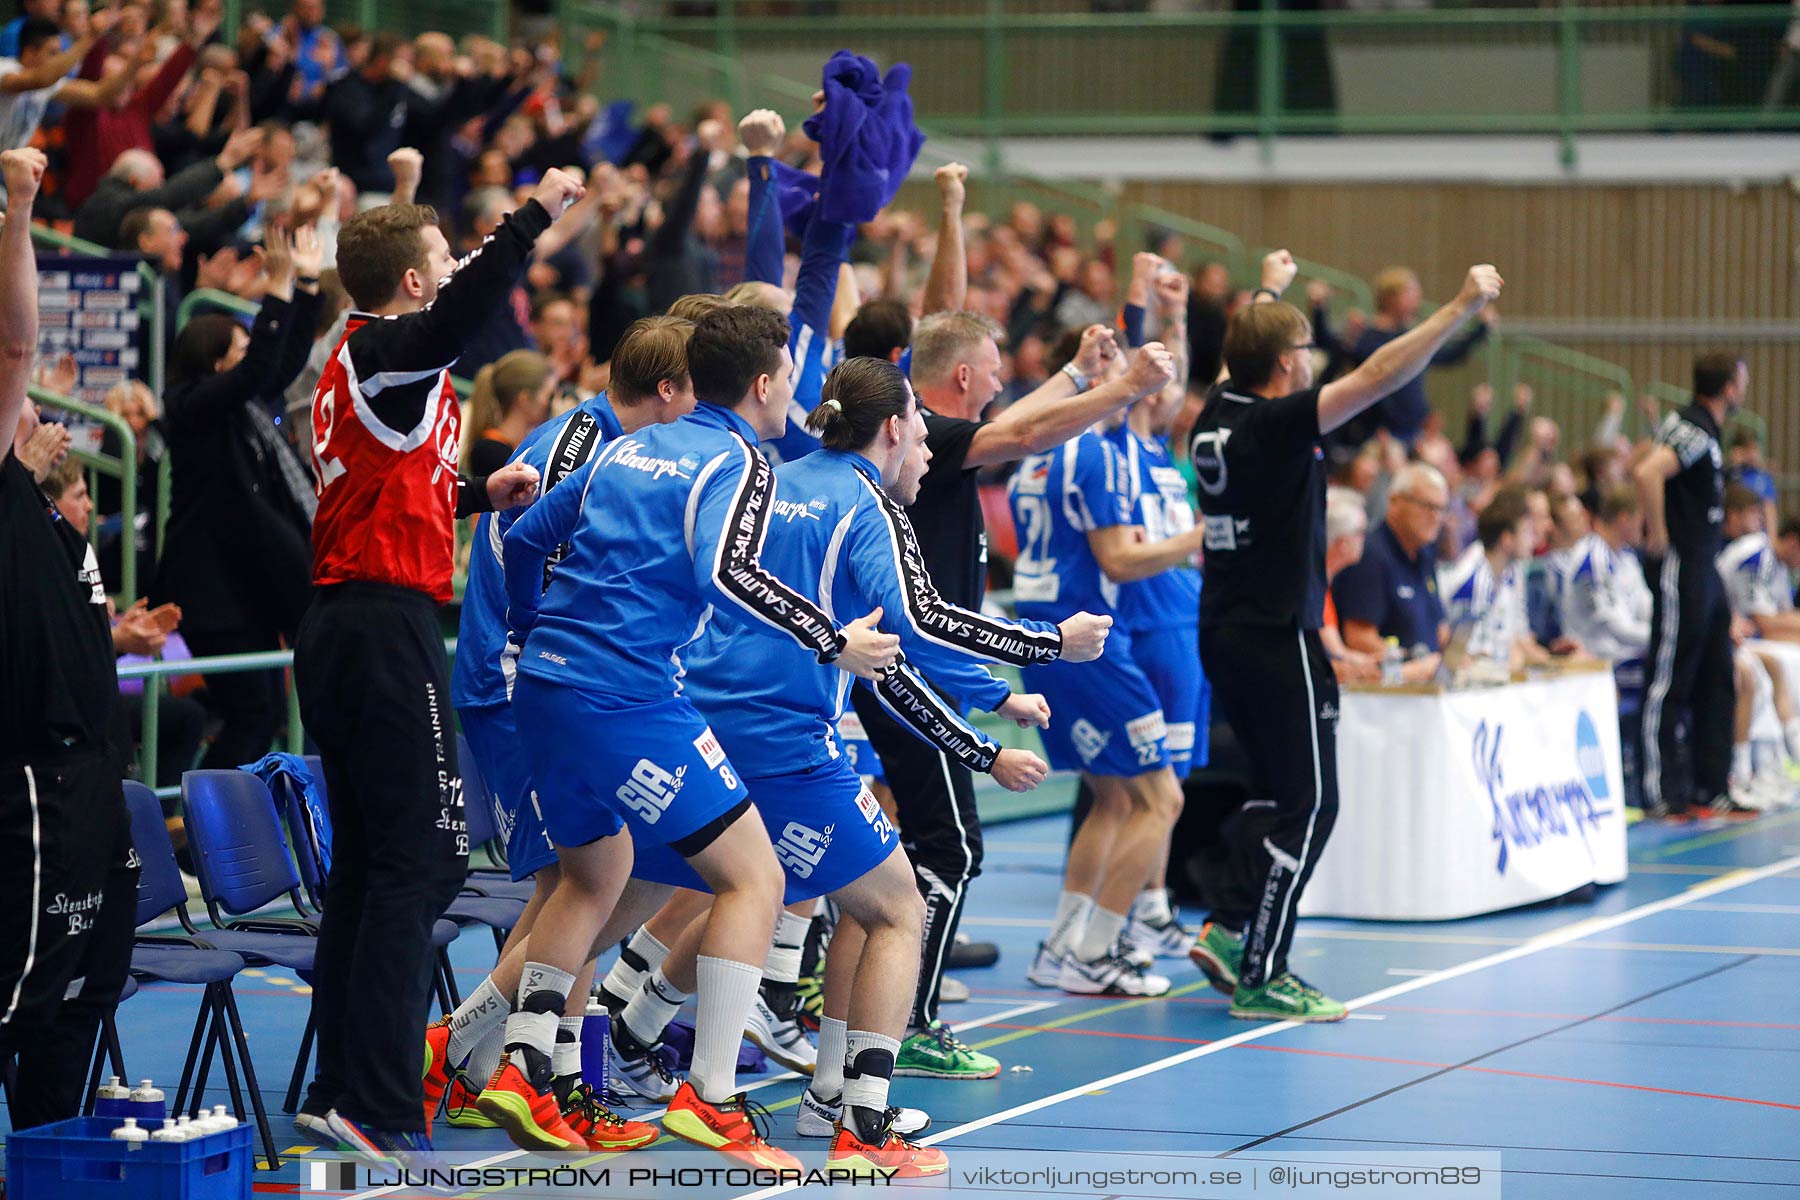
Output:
top-left (6, 0), bottom-right (1789, 825)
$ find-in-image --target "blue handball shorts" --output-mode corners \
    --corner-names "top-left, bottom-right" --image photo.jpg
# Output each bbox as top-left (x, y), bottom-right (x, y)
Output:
top-left (1022, 626), bottom-right (1171, 778)
top-left (509, 675), bottom-right (743, 853)
top-left (1125, 623), bottom-right (1211, 778)
top-left (459, 702), bottom-right (558, 882)
top-left (604, 754), bottom-right (903, 904)
top-left (834, 707), bottom-right (887, 785)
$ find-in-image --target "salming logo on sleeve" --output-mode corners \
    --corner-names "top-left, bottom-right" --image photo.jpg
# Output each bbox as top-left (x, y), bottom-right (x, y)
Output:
top-left (859, 473), bottom-right (1063, 666)
top-left (540, 410), bottom-right (602, 592)
top-left (870, 656), bottom-right (1001, 773)
top-left (1658, 413), bottom-right (1714, 470)
top-left (713, 438), bottom-right (846, 662)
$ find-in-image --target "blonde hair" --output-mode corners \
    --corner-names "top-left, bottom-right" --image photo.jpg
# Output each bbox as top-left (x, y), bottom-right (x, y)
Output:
top-left (1373, 267), bottom-right (1419, 313)
top-left (104, 379), bottom-right (159, 424)
top-left (909, 311), bottom-right (1003, 389)
top-left (463, 350), bottom-right (552, 460)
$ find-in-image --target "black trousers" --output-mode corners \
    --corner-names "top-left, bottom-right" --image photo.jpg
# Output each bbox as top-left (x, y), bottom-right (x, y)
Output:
top-left (294, 583), bottom-right (468, 1131)
top-left (185, 626), bottom-right (288, 771)
top-left (850, 687), bottom-right (981, 1032)
top-left (1199, 623), bottom-right (1340, 990)
top-left (1639, 552), bottom-right (1734, 813)
top-left (0, 749), bottom-right (137, 1129)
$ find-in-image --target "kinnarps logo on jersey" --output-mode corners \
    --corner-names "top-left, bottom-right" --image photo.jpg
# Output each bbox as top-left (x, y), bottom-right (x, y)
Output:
top-left (770, 496), bottom-right (827, 522)
top-left (610, 439), bottom-right (694, 481)
top-left (1471, 712), bottom-right (1614, 876)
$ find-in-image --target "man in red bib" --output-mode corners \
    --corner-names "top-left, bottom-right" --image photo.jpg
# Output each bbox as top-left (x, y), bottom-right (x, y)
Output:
top-left (294, 169), bottom-right (583, 1160)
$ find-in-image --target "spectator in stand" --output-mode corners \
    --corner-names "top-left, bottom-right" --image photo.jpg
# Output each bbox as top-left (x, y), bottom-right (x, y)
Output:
top-left (325, 30), bottom-right (411, 198)
top-left (149, 224), bottom-right (323, 772)
top-left (1777, 518), bottom-right (1800, 603)
top-left (61, 5), bottom-right (217, 209)
top-left (0, 11), bottom-right (137, 156)
top-left (528, 290), bottom-right (587, 397)
top-left (283, 0), bottom-right (345, 99)
top-left (0, 0), bottom-right (57, 60)
top-left (94, 377), bottom-right (164, 590)
top-left (1439, 484), bottom-right (1563, 670)
top-left (461, 348), bottom-right (553, 478)
top-left (644, 117), bottom-right (729, 315)
top-left (1320, 490), bottom-right (1381, 682)
top-left (1314, 267), bottom-right (1495, 446)
top-left (1186, 259), bottom-right (1232, 386)
top-left (1330, 460), bottom-right (1449, 667)
top-left (1725, 424), bottom-right (1779, 539)
top-left (74, 127), bottom-right (261, 247)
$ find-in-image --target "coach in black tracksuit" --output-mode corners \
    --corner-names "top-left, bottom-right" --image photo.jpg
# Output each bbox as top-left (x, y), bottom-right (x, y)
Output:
top-left (1191, 253), bottom-right (1501, 1021)
top-left (847, 311), bottom-right (1172, 1069)
top-left (1633, 354), bottom-right (1748, 820)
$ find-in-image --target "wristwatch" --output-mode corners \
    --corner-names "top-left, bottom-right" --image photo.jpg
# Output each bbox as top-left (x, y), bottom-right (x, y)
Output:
top-left (1060, 362), bottom-right (1090, 391)
top-left (1252, 287), bottom-right (1283, 303)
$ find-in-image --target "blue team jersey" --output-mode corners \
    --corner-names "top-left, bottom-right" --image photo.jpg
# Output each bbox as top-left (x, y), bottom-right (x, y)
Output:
top-left (755, 214), bottom-right (848, 466)
top-left (451, 394), bottom-right (624, 712)
top-left (1111, 424), bottom-right (1201, 632)
top-left (503, 402), bottom-right (847, 706)
top-left (1009, 430), bottom-right (1133, 622)
top-left (680, 450), bottom-right (1064, 779)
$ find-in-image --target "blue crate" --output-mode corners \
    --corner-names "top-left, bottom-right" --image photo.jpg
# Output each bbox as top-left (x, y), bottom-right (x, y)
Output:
top-left (4, 1117), bottom-right (250, 1200)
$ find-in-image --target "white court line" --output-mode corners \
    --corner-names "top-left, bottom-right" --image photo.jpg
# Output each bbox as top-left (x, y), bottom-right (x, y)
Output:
top-left (735, 853), bottom-right (1800, 1200)
top-left (344, 1001), bottom-right (1057, 1197)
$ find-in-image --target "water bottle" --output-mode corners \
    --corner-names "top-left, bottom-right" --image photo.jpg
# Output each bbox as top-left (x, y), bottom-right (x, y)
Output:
top-left (128, 1079), bottom-right (166, 1124)
top-left (579, 998), bottom-right (611, 1097)
top-left (188, 1110), bottom-right (221, 1136)
top-left (94, 1075), bottom-right (133, 1119)
top-left (174, 1115), bottom-right (198, 1140)
top-left (150, 1119), bottom-right (186, 1144)
top-left (110, 1117), bottom-right (149, 1144)
top-left (208, 1104), bottom-right (239, 1133)
top-left (1380, 638), bottom-right (1404, 687)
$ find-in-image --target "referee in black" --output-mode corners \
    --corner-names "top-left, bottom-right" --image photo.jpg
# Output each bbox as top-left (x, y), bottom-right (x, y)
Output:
top-left (1633, 352), bottom-right (1751, 820)
top-left (1191, 252), bottom-right (1501, 1022)
top-left (0, 148), bottom-right (137, 1128)
top-left (849, 310), bottom-right (1173, 1078)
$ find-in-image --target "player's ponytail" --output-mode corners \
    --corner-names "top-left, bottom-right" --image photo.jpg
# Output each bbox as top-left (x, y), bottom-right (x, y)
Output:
top-left (806, 357), bottom-right (913, 452)
top-left (462, 362), bottom-right (502, 464)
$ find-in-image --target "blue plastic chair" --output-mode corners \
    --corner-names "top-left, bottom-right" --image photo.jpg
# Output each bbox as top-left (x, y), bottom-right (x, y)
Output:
top-left (456, 734), bottom-right (538, 905)
top-left (119, 781), bottom-right (279, 1170)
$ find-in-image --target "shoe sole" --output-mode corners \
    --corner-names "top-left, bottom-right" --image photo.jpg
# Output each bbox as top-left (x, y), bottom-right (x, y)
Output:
top-left (892, 1063), bottom-right (1000, 1080)
top-left (1188, 946), bottom-right (1240, 996)
top-left (1228, 1005), bottom-right (1348, 1023)
top-left (1025, 970), bottom-right (1062, 988)
top-left (829, 1151), bottom-right (950, 1178)
top-left (293, 1116), bottom-right (339, 1149)
top-left (475, 1090), bottom-right (583, 1151)
top-left (745, 1030), bottom-right (817, 1075)
top-left (662, 1110), bottom-right (800, 1170)
top-left (797, 1105), bottom-right (931, 1139)
top-left (1060, 983), bottom-right (1170, 998)
top-left (445, 1109), bottom-right (500, 1130)
top-left (577, 1127), bottom-right (660, 1151)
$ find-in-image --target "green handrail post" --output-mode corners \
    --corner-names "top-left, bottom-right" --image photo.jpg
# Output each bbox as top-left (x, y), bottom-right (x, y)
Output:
top-left (140, 675), bottom-right (161, 794)
top-left (287, 665), bottom-right (305, 754)
top-left (177, 287), bottom-right (260, 332)
top-left (716, 0), bottom-right (744, 113)
top-left (1557, 0), bottom-right (1581, 169)
top-left (222, 0), bottom-right (240, 40)
top-left (356, 0), bottom-right (376, 37)
top-left (155, 450), bottom-right (172, 563)
top-left (982, 0), bottom-right (1007, 175)
top-left (30, 385), bottom-right (139, 605)
top-left (1256, 0), bottom-right (1280, 166)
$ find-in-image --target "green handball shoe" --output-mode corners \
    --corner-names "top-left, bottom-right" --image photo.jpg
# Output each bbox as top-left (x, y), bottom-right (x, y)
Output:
top-left (1187, 921), bottom-right (1244, 996)
top-left (894, 1021), bottom-right (1001, 1079)
top-left (1229, 973), bottom-right (1348, 1022)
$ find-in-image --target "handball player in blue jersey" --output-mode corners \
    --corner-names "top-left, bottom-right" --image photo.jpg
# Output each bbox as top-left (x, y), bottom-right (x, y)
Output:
top-left (422, 317), bottom-right (700, 1152)
top-left (1008, 341), bottom-right (1201, 998)
top-left (487, 306), bottom-right (899, 1169)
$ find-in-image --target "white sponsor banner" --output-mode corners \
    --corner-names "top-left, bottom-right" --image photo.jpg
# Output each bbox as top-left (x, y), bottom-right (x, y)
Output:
top-left (1302, 670), bottom-right (1628, 921)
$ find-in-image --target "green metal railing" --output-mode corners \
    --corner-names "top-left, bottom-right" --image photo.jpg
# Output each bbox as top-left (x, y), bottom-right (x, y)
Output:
top-left (580, 2), bottom-right (1800, 165)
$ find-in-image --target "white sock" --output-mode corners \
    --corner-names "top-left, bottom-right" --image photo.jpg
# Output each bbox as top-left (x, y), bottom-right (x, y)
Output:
top-left (1075, 907), bottom-right (1127, 962)
top-left (690, 955), bottom-right (763, 1104)
top-left (601, 927), bottom-right (670, 1003)
top-left (1783, 719), bottom-right (1800, 764)
top-left (842, 1030), bottom-right (899, 1115)
top-left (465, 1023), bottom-right (507, 1088)
top-left (517, 962), bottom-right (577, 1009)
top-left (1047, 890), bottom-right (1094, 956)
top-left (763, 911), bottom-right (809, 985)
top-left (502, 1010), bottom-right (559, 1060)
top-left (621, 967), bottom-right (689, 1046)
top-left (1134, 887), bottom-right (1173, 924)
top-left (1733, 741), bottom-right (1754, 784)
top-left (447, 976), bottom-right (510, 1064)
top-left (812, 1016), bottom-right (848, 1099)
top-left (505, 962), bottom-right (577, 1062)
top-left (551, 1016), bottom-right (584, 1079)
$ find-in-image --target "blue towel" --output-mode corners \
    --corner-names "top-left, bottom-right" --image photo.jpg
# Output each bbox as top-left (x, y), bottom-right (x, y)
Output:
top-left (802, 51), bottom-right (926, 225)
top-left (242, 752), bottom-right (332, 876)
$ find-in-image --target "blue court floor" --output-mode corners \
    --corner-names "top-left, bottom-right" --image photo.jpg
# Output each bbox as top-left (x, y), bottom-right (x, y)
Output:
top-left (7, 806), bottom-right (1799, 1199)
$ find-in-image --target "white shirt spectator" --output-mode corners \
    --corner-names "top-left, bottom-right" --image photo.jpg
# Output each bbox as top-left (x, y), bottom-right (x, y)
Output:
top-left (0, 57), bottom-right (65, 152)
top-left (1439, 541), bottom-right (1528, 664)
top-left (1557, 531), bottom-right (1652, 685)
top-left (1719, 530), bottom-right (1794, 619)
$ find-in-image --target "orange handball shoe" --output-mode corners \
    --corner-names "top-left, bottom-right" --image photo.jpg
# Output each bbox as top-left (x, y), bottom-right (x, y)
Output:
top-left (561, 1083), bottom-right (658, 1152)
top-left (421, 1018), bottom-right (454, 1135)
top-left (661, 1081), bottom-right (801, 1170)
top-left (475, 1052), bottom-right (586, 1151)
top-left (827, 1120), bottom-right (949, 1179)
